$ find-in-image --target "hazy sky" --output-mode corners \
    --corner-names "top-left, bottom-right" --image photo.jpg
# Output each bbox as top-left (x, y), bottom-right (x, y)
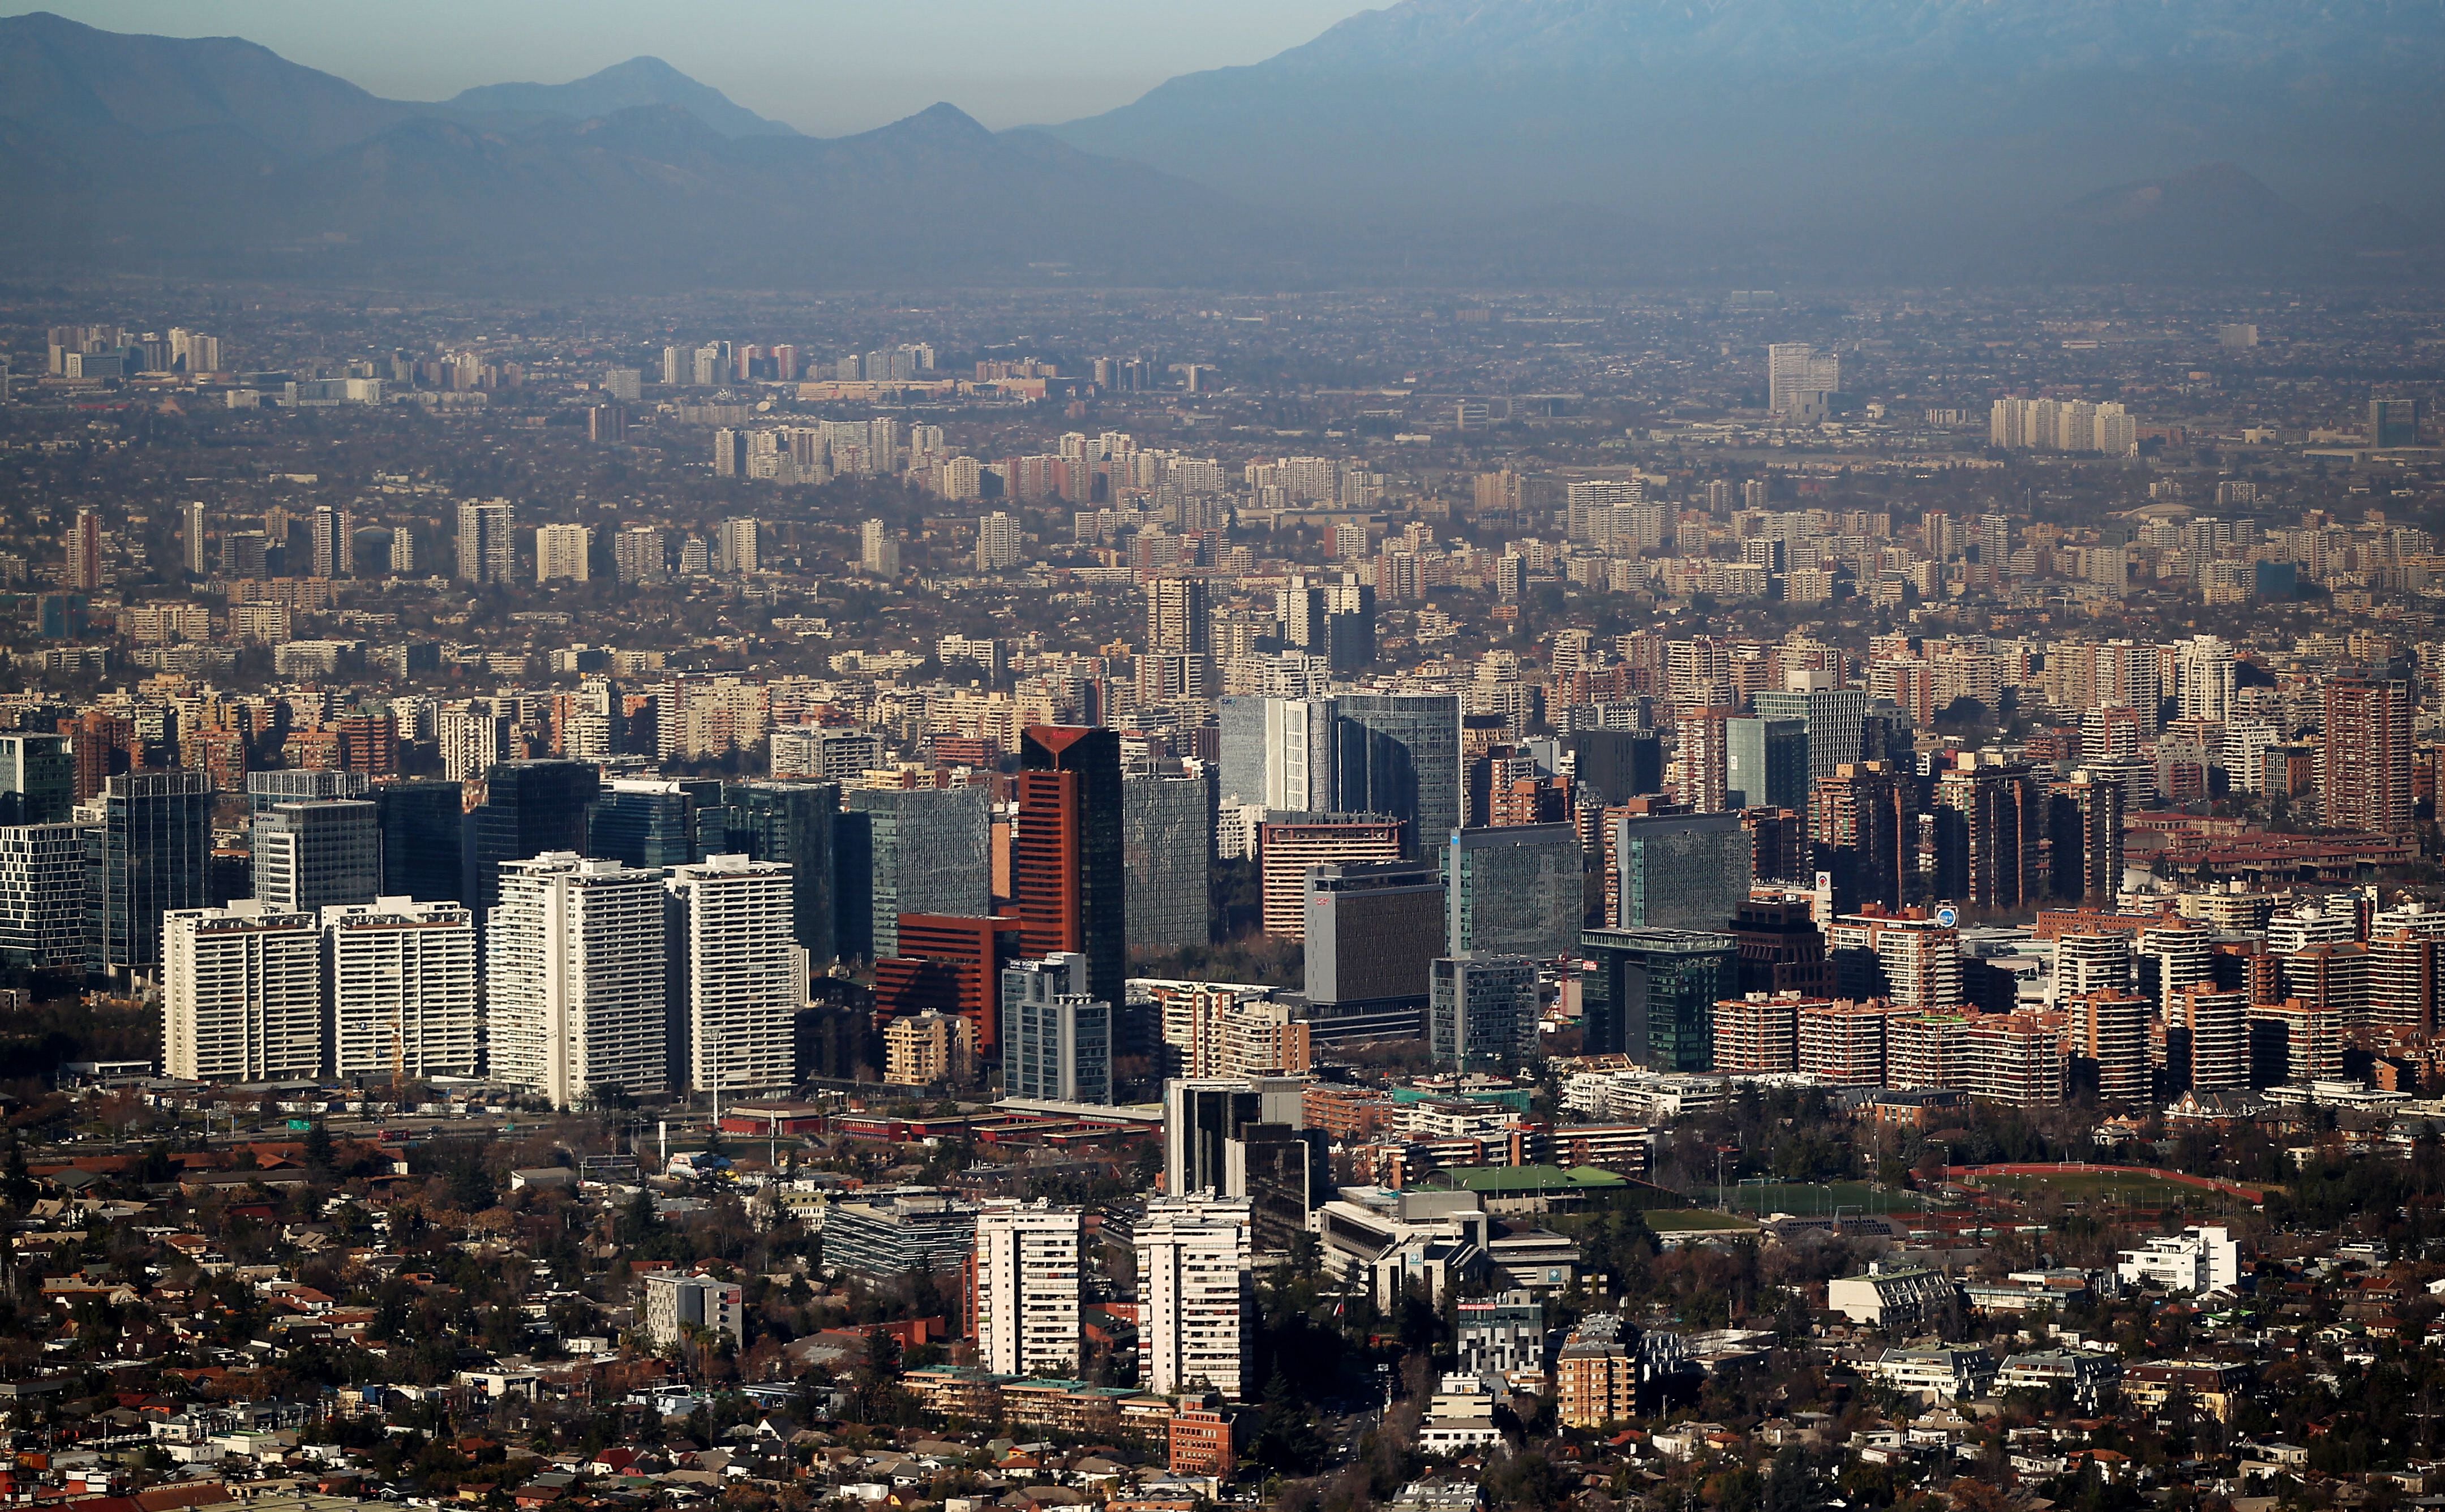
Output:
top-left (5, 0), bottom-right (1378, 132)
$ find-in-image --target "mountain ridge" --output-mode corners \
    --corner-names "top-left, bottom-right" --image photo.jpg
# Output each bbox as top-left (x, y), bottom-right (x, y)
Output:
top-left (443, 55), bottom-right (800, 138)
top-left (0, 14), bottom-right (1269, 289)
top-left (1044, 0), bottom-right (2445, 272)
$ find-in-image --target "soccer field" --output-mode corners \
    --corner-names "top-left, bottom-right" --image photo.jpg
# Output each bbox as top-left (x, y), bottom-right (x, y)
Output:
top-left (1960, 1169), bottom-right (2250, 1209)
top-left (1718, 1180), bottom-right (1928, 1216)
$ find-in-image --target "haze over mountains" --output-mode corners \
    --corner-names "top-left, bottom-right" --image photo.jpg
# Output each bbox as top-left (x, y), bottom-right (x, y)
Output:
top-left (3, 1), bottom-right (2443, 290)
top-left (443, 57), bottom-right (801, 140)
top-left (0, 11), bottom-right (1250, 287)
top-left (1049, 0), bottom-right (2445, 277)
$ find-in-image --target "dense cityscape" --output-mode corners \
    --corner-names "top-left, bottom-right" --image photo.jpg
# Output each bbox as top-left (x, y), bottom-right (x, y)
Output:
top-left (0, 275), bottom-right (2435, 1512)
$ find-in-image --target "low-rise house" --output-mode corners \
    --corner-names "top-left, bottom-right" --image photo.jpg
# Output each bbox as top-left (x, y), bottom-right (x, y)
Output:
top-left (1869, 1346), bottom-right (1998, 1404)
top-left (1828, 1264), bottom-right (1959, 1329)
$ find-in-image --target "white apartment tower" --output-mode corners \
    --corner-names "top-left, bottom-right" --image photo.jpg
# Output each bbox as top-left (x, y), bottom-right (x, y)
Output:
top-left (537, 523), bottom-right (591, 583)
top-left (973, 1200), bottom-right (1084, 1376)
top-left (2176, 635), bottom-right (2237, 724)
top-left (185, 501), bottom-right (208, 577)
top-left (859, 518), bottom-right (900, 577)
top-left (489, 853), bottom-right (670, 1109)
top-left (1137, 1194), bottom-right (1254, 1398)
top-left (324, 899), bottom-right (481, 1080)
top-left (456, 499), bottom-right (515, 584)
top-left (164, 903), bottom-right (323, 1081)
top-left (975, 510), bottom-right (1022, 570)
top-left (717, 517), bottom-right (760, 574)
top-left (666, 855), bottom-right (799, 1098)
top-left (2051, 932), bottom-right (2133, 1006)
top-left (1766, 343), bottom-right (1840, 416)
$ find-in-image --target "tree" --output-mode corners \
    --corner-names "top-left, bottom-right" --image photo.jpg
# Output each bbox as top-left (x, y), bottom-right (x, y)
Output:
top-left (1250, 1368), bottom-right (1331, 1477)
top-left (303, 1120), bottom-right (336, 1174)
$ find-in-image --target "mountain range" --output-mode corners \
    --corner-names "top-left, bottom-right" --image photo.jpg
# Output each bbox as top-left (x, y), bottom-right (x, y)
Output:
top-left (3, 3), bottom-right (2443, 290)
top-left (443, 57), bottom-right (800, 139)
top-left (1046, 0), bottom-right (2445, 278)
top-left (0, 11), bottom-right (1257, 289)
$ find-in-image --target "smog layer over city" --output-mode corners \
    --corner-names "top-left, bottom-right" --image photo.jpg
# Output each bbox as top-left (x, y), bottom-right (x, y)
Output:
top-left (0, 3), bottom-right (2441, 1511)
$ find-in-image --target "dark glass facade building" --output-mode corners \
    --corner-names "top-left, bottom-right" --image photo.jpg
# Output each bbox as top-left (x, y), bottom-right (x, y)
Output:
top-left (375, 780), bottom-right (465, 903)
top-left (84, 768), bottom-right (211, 972)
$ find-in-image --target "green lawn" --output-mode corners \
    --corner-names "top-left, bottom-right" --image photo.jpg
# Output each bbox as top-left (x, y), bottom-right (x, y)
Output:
top-left (1719, 1180), bottom-right (1927, 1216)
top-left (1961, 1170), bottom-right (2242, 1209)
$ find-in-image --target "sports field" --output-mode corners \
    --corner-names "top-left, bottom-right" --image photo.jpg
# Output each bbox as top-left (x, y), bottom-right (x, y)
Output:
top-left (1644, 1208), bottom-right (1759, 1232)
top-left (1718, 1180), bottom-right (1928, 1217)
top-left (1958, 1168), bottom-right (2251, 1209)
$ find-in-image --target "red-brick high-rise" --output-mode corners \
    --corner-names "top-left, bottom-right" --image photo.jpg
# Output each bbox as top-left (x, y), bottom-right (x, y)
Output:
top-left (1014, 725), bottom-right (1126, 1011)
top-left (2323, 675), bottom-right (2413, 834)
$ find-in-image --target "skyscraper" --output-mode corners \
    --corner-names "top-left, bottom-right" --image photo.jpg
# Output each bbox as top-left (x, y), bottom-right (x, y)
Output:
top-left (1122, 771), bottom-right (1209, 953)
top-left (2323, 675), bottom-right (2414, 834)
top-left (163, 902), bottom-right (323, 1081)
top-left (1812, 762), bottom-right (1910, 914)
top-left (975, 510), bottom-right (1023, 571)
top-left (1332, 693), bottom-right (1462, 857)
top-left (63, 508), bottom-right (101, 592)
top-left (972, 1201), bottom-right (1084, 1377)
top-left (722, 781), bottom-right (839, 966)
top-left (2048, 770), bottom-right (2124, 904)
top-left (859, 518), bottom-right (899, 576)
top-left (1303, 859), bottom-right (1445, 1023)
top-left (666, 855), bottom-right (799, 1098)
top-left (465, 760), bottom-right (602, 920)
top-left (83, 768), bottom-right (211, 973)
top-left (1566, 728), bottom-right (1666, 805)
top-left (2372, 397), bottom-right (2423, 447)
top-left (614, 527), bottom-right (668, 585)
top-left (1931, 756), bottom-right (2043, 912)
top-left (489, 853), bottom-right (669, 1109)
top-left (0, 823), bottom-right (88, 969)
top-left (1429, 955), bottom-right (1541, 1070)
top-left (252, 801), bottom-right (381, 914)
top-left (1753, 682), bottom-right (1867, 783)
top-left (245, 768), bottom-right (371, 814)
top-left (1147, 576), bottom-right (1212, 655)
top-left (2176, 635), bottom-right (2237, 724)
top-left (2169, 985), bottom-right (2249, 1092)
top-left (185, 501), bottom-right (208, 577)
top-left (1015, 726), bottom-right (1126, 1011)
top-left (717, 517), bottom-right (760, 574)
top-left (1164, 1076), bottom-right (1306, 1197)
top-left (1613, 812), bottom-right (1751, 931)
top-left (1766, 342), bottom-right (1841, 416)
top-left (0, 734), bottom-right (74, 825)
top-left (1445, 823), bottom-right (1580, 961)
top-left (374, 781), bottom-right (466, 903)
top-left (324, 899), bottom-right (481, 1080)
top-left (309, 504), bottom-right (351, 579)
top-left (2054, 933), bottom-right (2134, 1002)
top-left (1001, 951), bottom-right (1111, 1105)
top-left (1580, 927), bottom-right (1740, 1069)
top-left (1725, 717), bottom-right (1809, 814)
top-left (455, 499), bottom-right (515, 585)
top-left (537, 523), bottom-right (591, 583)
top-left (1137, 1195), bottom-right (1254, 1399)
top-left (589, 780), bottom-right (702, 870)
top-left (837, 785), bottom-right (991, 959)
top-left (2067, 990), bottom-right (2151, 1106)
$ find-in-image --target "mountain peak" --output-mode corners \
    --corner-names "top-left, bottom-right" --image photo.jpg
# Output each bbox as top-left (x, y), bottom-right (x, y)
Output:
top-left (854, 101), bottom-right (996, 148)
top-left (444, 56), bottom-right (797, 137)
